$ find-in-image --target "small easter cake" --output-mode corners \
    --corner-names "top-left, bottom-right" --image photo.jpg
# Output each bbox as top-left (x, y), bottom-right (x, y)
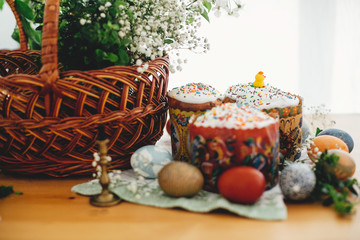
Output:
top-left (167, 83), bottom-right (223, 163)
top-left (189, 103), bottom-right (280, 192)
top-left (224, 72), bottom-right (303, 161)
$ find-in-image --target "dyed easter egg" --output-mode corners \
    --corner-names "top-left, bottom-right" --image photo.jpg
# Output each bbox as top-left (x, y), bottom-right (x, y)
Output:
top-left (217, 166), bottom-right (266, 204)
top-left (130, 145), bottom-right (173, 178)
top-left (279, 163), bottom-right (316, 201)
top-left (158, 161), bottom-right (204, 197)
top-left (318, 128), bottom-right (354, 153)
top-left (326, 149), bottom-right (356, 180)
top-left (307, 135), bottom-right (349, 161)
top-left (166, 119), bottom-right (171, 135)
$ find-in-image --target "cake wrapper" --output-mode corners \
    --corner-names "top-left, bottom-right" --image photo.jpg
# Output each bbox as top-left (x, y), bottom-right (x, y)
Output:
top-left (189, 119), bottom-right (280, 192)
top-left (169, 107), bottom-right (205, 163)
top-left (262, 97), bottom-right (303, 161)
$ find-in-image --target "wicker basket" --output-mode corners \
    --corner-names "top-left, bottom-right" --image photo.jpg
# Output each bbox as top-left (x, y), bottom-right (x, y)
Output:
top-left (0, 0), bottom-right (169, 177)
top-left (0, 0), bottom-right (41, 77)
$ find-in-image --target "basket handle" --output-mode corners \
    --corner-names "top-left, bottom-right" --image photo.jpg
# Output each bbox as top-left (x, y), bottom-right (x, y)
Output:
top-left (38, 0), bottom-right (60, 116)
top-left (6, 0), bottom-right (28, 51)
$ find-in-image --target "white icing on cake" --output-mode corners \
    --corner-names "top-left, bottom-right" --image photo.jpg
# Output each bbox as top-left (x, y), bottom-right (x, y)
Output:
top-left (168, 83), bottom-right (223, 104)
top-left (224, 83), bottom-right (299, 109)
top-left (191, 103), bottom-right (277, 130)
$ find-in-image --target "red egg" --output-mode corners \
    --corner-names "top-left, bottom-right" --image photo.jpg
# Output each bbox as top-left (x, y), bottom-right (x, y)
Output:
top-left (217, 166), bottom-right (266, 204)
top-left (166, 119), bottom-right (171, 135)
top-left (326, 149), bottom-right (356, 180)
top-left (307, 135), bottom-right (349, 162)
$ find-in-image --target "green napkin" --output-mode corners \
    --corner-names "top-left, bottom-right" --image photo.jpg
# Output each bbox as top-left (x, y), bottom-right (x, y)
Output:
top-left (72, 170), bottom-right (287, 220)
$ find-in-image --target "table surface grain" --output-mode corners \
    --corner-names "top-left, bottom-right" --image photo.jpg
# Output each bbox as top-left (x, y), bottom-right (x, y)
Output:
top-left (1, 114), bottom-right (359, 240)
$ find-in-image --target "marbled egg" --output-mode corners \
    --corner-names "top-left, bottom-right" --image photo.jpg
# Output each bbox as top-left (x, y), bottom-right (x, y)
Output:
top-left (307, 135), bottom-right (349, 162)
top-left (318, 128), bottom-right (354, 153)
top-left (280, 163), bottom-right (316, 201)
top-left (158, 161), bottom-right (204, 197)
top-left (326, 149), bottom-right (356, 180)
top-left (130, 145), bottom-right (173, 178)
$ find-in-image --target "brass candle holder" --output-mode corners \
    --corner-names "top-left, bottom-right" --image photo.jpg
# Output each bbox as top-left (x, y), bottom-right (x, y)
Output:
top-left (90, 125), bottom-right (122, 207)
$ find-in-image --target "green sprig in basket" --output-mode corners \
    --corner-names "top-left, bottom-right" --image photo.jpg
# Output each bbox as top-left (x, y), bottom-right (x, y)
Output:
top-left (0, 0), bottom-right (169, 177)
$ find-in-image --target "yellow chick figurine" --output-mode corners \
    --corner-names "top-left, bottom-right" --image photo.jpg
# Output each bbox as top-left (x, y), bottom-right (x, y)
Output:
top-left (253, 71), bottom-right (266, 88)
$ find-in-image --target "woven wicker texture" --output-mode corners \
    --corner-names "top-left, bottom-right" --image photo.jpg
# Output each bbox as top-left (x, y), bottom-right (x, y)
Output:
top-left (0, 0), bottom-right (41, 77)
top-left (0, 0), bottom-right (169, 177)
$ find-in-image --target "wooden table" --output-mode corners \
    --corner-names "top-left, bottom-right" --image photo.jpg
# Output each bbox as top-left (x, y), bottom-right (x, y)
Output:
top-left (1, 114), bottom-right (360, 240)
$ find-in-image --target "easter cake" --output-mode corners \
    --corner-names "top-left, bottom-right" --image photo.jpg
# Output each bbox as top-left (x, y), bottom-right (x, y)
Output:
top-left (189, 103), bottom-right (280, 192)
top-left (224, 72), bottom-right (303, 161)
top-left (167, 83), bottom-right (223, 162)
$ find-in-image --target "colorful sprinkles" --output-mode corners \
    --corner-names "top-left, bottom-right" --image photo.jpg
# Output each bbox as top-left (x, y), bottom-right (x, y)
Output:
top-left (192, 103), bottom-right (277, 129)
top-left (168, 83), bottom-right (223, 103)
top-left (225, 82), bottom-right (299, 109)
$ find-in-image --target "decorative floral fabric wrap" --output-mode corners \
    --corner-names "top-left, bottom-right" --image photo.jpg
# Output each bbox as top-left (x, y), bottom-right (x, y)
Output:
top-left (169, 108), bottom-right (205, 162)
top-left (262, 96), bottom-right (303, 161)
top-left (71, 169), bottom-right (287, 220)
top-left (189, 108), bottom-right (280, 192)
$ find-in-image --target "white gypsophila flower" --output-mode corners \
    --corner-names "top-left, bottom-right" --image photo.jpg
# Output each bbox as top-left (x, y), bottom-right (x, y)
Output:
top-left (136, 59), bottom-right (142, 66)
top-left (74, 0), bottom-right (241, 73)
top-left (137, 175), bottom-right (145, 181)
top-left (93, 152), bottom-right (100, 162)
top-left (118, 31), bottom-right (126, 38)
top-left (79, 18), bottom-right (86, 25)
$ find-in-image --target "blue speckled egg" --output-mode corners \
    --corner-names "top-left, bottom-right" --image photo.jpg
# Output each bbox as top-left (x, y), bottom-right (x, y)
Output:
top-left (318, 128), bottom-right (354, 153)
top-left (279, 163), bottom-right (316, 201)
top-left (130, 145), bottom-right (173, 178)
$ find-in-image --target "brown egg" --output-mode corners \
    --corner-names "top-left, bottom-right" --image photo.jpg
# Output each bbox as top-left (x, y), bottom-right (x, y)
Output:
top-left (307, 135), bottom-right (349, 161)
top-left (326, 149), bottom-right (356, 180)
top-left (158, 161), bottom-right (204, 197)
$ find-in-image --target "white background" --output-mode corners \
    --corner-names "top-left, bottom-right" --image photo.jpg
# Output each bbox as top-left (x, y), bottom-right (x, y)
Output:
top-left (1, 0), bottom-right (359, 113)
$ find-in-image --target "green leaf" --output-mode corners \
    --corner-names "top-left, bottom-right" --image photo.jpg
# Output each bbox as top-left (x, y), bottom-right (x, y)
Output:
top-left (15, 0), bottom-right (34, 20)
top-left (121, 38), bottom-right (131, 46)
top-left (21, 18), bottom-right (41, 48)
top-left (11, 28), bottom-right (20, 43)
top-left (116, 0), bottom-right (127, 7)
top-left (95, 49), bottom-right (105, 61)
top-left (0, 0), bottom-right (4, 10)
top-left (201, 11), bottom-right (210, 23)
top-left (203, 1), bottom-right (212, 12)
top-left (103, 23), bottom-right (111, 30)
top-left (107, 53), bottom-right (119, 63)
top-left (0, 185), bottom-right (14, 198)
top-left (164, 38), bottom-right (174, 44)
top-left (112, 24), bottom-right (120, 31)
top-left (118, 49), bottom-right (129, 65)
top-left (59, 20), bottom-right (68, 29)
top-left (315, 127), bottom-right (323, 136)
top-left (186, 16), bottom-right (195, 24)
top-left (312, 151), bottom-right (359, 215)
top-left (322, 196), bottom-right (333, 206)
